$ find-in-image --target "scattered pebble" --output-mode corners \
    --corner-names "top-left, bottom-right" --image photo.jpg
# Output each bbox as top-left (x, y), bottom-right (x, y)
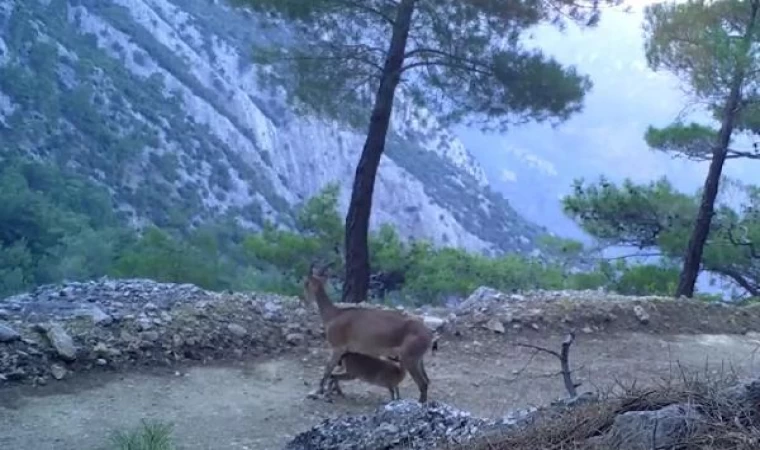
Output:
top-left (633, 305), bottom-right (650, 324)
top-left (286, 333), bottom-right (305, 345)
top-left (50, 364), bottom-right (66, 380)
top-left (227, 323), bottom-right (248, 337)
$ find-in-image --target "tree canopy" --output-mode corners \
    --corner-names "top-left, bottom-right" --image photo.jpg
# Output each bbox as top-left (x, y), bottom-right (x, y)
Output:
top-left (641, 0), bottom-right (760, 296)
top-left (233, 0), bottom-right (621, 303)
top-left (234, 0), bottom-right (615, 130)
top-left (563, 176), bottom-right (760, 299)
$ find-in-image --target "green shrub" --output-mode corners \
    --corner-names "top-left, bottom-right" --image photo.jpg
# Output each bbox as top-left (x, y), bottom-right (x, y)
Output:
top-left (612, 262), bottom-right (679, 296)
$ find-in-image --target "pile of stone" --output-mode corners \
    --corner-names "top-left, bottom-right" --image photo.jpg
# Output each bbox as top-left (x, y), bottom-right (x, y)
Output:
top-left (0, 278), bottom-right (210, 324)
top-left (285, 399), bottom-right (510, 450)
top-left (0, 277), bottom-right (452, 386)
top-left (0, 278), bottom-right (321, 385)
top-left (447, 285), bottom-right (760, 337)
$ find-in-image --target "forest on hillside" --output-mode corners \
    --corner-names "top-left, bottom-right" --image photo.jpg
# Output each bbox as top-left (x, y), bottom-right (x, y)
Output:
top-left (2, 154), bottom-right (756, 304)
top-left (2, 0), bottom-right (760, 305)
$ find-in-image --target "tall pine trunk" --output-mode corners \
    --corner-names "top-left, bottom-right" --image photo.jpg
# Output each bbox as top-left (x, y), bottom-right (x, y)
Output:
top-left (341, 0), bottom-right (416, 303)
top-left (675, 0), bottom-right (758, 297)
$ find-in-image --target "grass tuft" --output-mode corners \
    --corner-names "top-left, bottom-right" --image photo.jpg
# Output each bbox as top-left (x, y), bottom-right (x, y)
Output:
top-left (110, 419), bottom-right (175, 450)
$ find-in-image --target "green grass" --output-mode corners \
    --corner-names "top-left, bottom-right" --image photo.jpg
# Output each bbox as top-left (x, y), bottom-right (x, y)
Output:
top-left (109, 419), bottom-right (176, 450)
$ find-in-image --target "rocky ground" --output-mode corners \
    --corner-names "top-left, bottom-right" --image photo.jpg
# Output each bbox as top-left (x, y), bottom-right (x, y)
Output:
top-left (3, 279), bottom-right (760, 449)
top-left (3, 279), bottom-right (760, 387)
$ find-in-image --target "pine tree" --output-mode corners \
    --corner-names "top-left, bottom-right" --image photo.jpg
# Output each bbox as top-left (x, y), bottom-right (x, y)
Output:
top-left (234, 0), bottom-right (619, 302)
top-left (643, 0), bottom-right (760, 297)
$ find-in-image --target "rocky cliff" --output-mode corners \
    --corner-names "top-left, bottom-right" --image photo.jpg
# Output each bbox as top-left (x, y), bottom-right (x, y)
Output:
top-left (0, 0), bottom-right (544, 254)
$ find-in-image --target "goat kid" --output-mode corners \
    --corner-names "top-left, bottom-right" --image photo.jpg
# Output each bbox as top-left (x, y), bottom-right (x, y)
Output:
top-left (327, 352), bottom-right (406, 400)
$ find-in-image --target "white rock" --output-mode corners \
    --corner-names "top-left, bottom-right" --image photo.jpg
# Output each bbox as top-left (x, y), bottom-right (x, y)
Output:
top-left (227, 323), bottom-right (247, 337)
top-left (422, 315), bottom-right (445, 331)
top-left (633, 305), bottom-right (650, 324)
top-left (44, 323), bottom-right (77, 362)
top-left (50, 364), bottom-right (67, 380)
top-left (286, 333), bottom-right (305, 345)
top-left (484, 318), bottom-right (505, 334)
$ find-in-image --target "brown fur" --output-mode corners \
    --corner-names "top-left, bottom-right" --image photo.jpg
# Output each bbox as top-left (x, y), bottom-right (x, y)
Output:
top-left (327, 352), bottom-right (406, 400)
top-left (303, 264), bottom-right (434, 403)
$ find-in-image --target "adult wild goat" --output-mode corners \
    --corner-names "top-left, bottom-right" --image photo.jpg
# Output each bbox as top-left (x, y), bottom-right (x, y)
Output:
top-left (303, 263), bottom-right (434, 403)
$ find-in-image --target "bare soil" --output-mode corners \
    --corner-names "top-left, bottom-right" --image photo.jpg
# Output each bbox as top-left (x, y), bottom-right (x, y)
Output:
top-left (2, 331), bottom-right (760, 450)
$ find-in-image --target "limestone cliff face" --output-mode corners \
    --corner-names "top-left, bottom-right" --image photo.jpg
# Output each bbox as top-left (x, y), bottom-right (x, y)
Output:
top-left (0, 0), bottom-right (543, 254)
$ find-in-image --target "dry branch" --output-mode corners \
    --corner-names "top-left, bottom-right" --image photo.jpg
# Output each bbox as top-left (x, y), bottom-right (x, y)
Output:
top-left (514, 332), bottom-right (581, 398)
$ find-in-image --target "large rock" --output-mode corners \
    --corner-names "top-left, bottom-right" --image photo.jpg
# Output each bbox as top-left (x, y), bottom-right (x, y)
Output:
top-left (601, 404), bottom-right (703, 450)
top-left (484, 318), bottom-right (505, 334)
top-left (42, 323), bottom-right (77, 362)
top-left (459, 286), bottom-right (504, 312)
top-left (719, 378), bottom-right (760, 415)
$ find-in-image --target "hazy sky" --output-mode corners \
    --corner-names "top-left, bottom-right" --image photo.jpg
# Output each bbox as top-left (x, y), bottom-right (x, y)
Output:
top-left (460, 0), bottom-right (760, 199)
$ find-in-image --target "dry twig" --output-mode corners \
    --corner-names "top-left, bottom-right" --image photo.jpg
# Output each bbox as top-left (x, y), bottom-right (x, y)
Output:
top-left (514, 332), bottom-right (581, 397)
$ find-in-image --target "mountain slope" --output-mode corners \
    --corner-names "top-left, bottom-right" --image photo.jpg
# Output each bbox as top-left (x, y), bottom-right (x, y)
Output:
top-left (0, 0), bottom-right (543, 255)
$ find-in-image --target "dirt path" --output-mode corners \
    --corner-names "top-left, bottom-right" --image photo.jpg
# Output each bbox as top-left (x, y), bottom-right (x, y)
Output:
top-left (2, 332), bottom-right (760, 450)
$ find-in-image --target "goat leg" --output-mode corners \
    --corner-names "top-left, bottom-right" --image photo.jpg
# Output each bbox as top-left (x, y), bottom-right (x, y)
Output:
top-left (318, 350), bottom-right (345, 395)
top-left (327, 377), bottom-right (345, 397)
top-left (328, 371), bottom-right (356, 397)
top-left (388, 385), bottom-right (401, 401)
top-left (401, 356), bottom-right (428, 403)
